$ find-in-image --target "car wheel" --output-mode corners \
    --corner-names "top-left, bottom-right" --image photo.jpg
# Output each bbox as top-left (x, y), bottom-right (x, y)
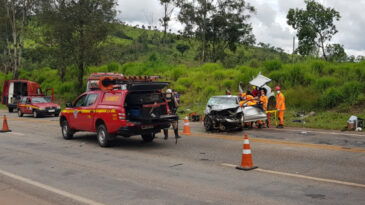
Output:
top-left (18, 110), bottom-right (23, 117)
top-left (61, 120), bottom-right (73, 140)
top-left (204, 115), bottom-right (213, 131)
top-left (97, 124), bottom-right (112, 147)
top-left (141, 133), bottom-right (155, 142)
top-left (54, 113), bottom-right (59, 117)
top-left (8, 108), bottom-right (13, 113)
top-left (33, 110), bottom-right (39, 118)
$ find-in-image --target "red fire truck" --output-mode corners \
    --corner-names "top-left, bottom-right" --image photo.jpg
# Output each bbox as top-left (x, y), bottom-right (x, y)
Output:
top-left (60, 74), bottom-right (177, 147)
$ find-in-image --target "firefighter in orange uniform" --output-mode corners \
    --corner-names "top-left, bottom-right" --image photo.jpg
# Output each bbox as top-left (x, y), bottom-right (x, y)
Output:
top-left (275, 86), bottom-right (286, 128)
top-left (259, 90), bottom-right (268, 111)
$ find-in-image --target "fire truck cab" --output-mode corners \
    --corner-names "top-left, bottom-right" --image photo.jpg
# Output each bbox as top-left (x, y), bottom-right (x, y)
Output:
top-left (2, 80), bottom-right (42, 112)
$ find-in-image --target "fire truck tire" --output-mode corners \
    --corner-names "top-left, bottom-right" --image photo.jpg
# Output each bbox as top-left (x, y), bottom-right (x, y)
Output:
top-left (141, 133), bottom-right (155, 142)
top-left (8, 108), bottom-right (13, 113)
top-left (18, 110), bottom-right (23, 117)
top-left (97, 124), bottom-right (112, 147)
top-left (61, 120), bottom-right (74, 140)
top-left (33, 110), bottom-right (39, 118)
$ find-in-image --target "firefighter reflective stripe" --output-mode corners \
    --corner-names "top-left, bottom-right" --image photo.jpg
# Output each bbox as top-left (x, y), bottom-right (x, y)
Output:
top-left (19, 104), bottom-right (39, 109)
top-left (61, 109), bottom-right (116, 114)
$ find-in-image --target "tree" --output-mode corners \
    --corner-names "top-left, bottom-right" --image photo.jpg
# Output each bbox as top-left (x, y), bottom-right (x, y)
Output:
top-left (1, 0), bottom-right (39, 79)
top-left (287, 0), bottom-right (340, 60)
top-left (176, 0), bottom-right (255, 62)
top-left (40, 0), bottom-right (117, 91)
top-left (159, 0), bottom-right (174, 45)
top-left (176, 43), bottom-right (189, 56)
top-left (326, 44), bottom-right (346, 62)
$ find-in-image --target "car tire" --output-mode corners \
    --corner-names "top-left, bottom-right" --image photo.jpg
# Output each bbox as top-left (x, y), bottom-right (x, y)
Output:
top-left (54, 113), bottom-right (59, 117)
top-left (141, 133), bottom-right (155, 142)
top-left (204, 115), bottom-right (213, 131)
top-left (33, 110), bottom-right (39, 118)
top-left (8, 108), bottom-right (13, 113)
top-left (18, 110), bottom-right (23, 117)
top-left (97, 124), bottom-right (112, 147)
top-left (61, 120), bottom-right (73, 140)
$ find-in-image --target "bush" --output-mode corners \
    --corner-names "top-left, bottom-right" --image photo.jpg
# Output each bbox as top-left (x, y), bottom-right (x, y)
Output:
top-left (204, 86), bottom-right (218, 99)
top-left (176, 77), bottom-right (192, 87)
top-left (314, 77), bottom-right (338, 91)
top-left (222, 79), bottom-right (234, 89)
top-left (201, 63), bottom-right (222, 73)
top-left (170, 66), bottom-right (187, 81)
top-left (213, 70), bottom-right (225, 81)
top-left (320, 88), bottom-right (344, 109)
top-left (285, 87), bottom-right (320, 110)
top-left (311, 60), bottom-right (326, 75)
top-left (264, 59), bottom-right (282, 72)
top-left (341, 81), bottom-right (363, 105)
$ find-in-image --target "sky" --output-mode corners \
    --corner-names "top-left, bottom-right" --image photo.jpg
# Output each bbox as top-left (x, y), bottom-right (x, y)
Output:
top-left (117, 0), bottom-right (365, 56)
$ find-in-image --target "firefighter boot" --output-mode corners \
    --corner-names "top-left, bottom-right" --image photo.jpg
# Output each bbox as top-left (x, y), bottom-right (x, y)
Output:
top-left (163, 128), bottom-right (168, 140)
top-left (174, 129), bottom-right (181, 139)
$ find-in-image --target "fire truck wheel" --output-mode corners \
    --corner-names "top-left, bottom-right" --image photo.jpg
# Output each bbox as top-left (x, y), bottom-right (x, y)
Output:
top-left (97, 124), bottom-right (112, 147)
top-left (18, 110), bottom-right (23, 117)
top-left (141, 133), bottom-right (155, 142)
top-left (33, 110), bottom-right (39, 118)
top-left (61, 120), bottom-right (74, 140)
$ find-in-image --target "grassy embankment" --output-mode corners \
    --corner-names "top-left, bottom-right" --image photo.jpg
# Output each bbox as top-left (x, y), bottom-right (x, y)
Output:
top-left (1, 24), bottom-right (364, 130)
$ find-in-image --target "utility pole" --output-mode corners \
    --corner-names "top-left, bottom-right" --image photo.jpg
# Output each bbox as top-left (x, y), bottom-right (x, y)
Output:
top-left (292, 36), bottom-right (295, 64)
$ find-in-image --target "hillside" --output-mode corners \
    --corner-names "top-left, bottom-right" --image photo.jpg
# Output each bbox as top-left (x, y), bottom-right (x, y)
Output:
top-left (1, 23), bottom-right (365, 130)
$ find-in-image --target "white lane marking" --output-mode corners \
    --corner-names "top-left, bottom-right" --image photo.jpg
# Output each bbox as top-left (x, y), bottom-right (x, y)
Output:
top-left (221, 163), bottom-right (365, 188)
top-left (275, 129), bottom-right (365, 137)
top-left (0, 169), bottom-right (105, 205)
top-left (221, 163), bottom-right (236, 168)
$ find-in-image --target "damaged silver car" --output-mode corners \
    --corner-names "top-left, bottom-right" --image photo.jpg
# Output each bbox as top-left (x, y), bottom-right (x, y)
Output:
top-left (204, 95), bottom-right (267, 131)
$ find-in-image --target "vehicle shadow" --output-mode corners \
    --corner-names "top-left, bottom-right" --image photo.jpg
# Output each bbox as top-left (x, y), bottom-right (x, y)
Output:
top-left (70, 133), bottom-right (169, 150)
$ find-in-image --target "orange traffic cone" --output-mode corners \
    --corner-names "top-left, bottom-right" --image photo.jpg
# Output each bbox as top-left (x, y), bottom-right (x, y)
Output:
top-left (236, 134), bottom-right (257, 171)
top-left (182, 115), bottom-right (192, 135)
top-left (0, 115), bottom-right (11, 132)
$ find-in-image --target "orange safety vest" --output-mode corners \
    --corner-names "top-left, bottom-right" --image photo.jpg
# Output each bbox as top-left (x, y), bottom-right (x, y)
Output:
top-left (276, 92), bottom-right (286, 111)
top-left (246, 95), bottom-right (257, 106)
top-left (260, 95), bottom-right (268, 110)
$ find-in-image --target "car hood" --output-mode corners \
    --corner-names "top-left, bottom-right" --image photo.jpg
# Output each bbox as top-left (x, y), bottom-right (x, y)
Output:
top-left (33, 103), bottom-right (60, 107)
top-left (209, 104), bottom-right (239, 111)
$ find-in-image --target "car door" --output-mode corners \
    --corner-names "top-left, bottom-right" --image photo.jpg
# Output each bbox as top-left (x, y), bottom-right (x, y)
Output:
top-left (78, 93), bottom-right (99, 131)
top-left (68, 94), bottom-right (88, 130)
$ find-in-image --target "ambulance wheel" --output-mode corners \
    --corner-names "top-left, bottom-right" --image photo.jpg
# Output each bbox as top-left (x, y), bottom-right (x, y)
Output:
top-left (97, 124), bottom-right (112, 147)
top-left (8, 108), bottom-right (13, 112)
top-left (61, 120), bottom-right (73, 140)
top-left (18, 110), bottom-right (23, 117)
top-left (33, 110), bottom-right (39, 118)
top-left (141, 133), bottom-right (155, 142)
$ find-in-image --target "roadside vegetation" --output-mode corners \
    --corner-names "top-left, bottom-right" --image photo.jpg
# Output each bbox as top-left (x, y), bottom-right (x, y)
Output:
top-left (1, 0), bottom-right (364, 130)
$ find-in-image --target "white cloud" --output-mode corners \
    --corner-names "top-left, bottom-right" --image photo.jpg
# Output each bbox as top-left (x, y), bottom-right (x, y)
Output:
top-left (117, 0), bottom-right (365, 56)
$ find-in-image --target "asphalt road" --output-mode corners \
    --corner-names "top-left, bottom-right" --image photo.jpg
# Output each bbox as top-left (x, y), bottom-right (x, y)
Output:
top-left (0, 110), bottom-right (364, 205)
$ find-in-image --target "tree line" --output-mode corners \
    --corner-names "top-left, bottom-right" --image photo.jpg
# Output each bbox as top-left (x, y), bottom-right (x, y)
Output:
top-left (0, 0), bottom-right (362, 91)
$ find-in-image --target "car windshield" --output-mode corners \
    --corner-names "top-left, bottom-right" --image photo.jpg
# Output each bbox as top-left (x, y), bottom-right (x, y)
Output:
top-left (208, 97), bottom-right (237, 106)
top-left (32, 97), bottom-right (50, 103)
